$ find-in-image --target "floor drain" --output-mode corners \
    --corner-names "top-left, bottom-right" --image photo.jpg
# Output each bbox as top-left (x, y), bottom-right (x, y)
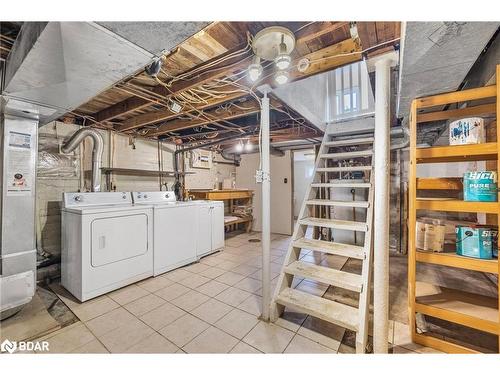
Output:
top-left (248, 238), bottom-right (261, 243)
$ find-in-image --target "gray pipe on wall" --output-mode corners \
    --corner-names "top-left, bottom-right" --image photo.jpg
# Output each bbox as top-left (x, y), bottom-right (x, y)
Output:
top-left (62, 127), bottom-right (104, 192)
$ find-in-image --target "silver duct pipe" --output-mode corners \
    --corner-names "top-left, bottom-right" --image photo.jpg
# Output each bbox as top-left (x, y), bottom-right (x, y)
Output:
top-left (62, 128), bottom-right (104, 192)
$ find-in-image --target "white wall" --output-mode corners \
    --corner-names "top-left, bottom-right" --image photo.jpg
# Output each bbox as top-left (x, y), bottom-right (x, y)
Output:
top-left (293, 149), bottom-right (315, 218)
top-left (236, 151), bottom-right (293, 235)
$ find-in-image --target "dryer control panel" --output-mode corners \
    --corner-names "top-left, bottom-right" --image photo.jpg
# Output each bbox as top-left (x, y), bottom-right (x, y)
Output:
top-left (63, 192), bottom-right (131, 208)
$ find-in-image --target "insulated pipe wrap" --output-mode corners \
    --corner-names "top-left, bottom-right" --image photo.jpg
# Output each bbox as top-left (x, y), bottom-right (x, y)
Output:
top-left (62, 128), bottom-right (104, 192)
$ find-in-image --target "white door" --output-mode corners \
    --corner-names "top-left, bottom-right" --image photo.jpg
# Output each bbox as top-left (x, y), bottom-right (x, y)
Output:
top-left (211, 203), bottom-right (224, 250)
top-left (154, 205), bottom-right (198, 274)
top-left (197, 204), bottom-right (212, 257)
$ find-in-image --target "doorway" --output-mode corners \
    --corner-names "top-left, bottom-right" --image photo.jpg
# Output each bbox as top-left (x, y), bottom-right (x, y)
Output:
top-left (292, 149), bottom-right (315, 220)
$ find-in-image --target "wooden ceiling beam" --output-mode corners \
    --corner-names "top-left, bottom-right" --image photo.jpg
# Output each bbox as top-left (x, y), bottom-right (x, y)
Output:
top-left (147, 99), bottom-right (283, 137)
top-left (94, 24), bottom-right (358, 123)
top-left (295, 22), bottom-right (350, 45)
top-left (94, 44), bottom-right (251, 123)
top-left (116, 90), bottom-right (245, 132)
top-left (117, 38), bottom-right (360, 132)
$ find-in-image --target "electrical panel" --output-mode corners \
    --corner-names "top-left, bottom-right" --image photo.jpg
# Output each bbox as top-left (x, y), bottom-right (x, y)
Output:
top-left (191, 150), bottom-right (212, 169)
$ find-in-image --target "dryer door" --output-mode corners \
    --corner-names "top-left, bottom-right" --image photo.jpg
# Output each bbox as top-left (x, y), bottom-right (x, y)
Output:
top-left (91, 213), bottom-right (149, 267)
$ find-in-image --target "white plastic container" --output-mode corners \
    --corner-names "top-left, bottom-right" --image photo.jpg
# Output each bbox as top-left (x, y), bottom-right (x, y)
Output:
top-left (416, 219), bottom-right (445, 252)
top-left (449, 117), bottom-right (484, 145)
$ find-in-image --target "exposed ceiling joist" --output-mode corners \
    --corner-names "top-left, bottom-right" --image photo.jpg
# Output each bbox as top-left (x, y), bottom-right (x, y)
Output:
top-left (117, 38), bottom-right (360, 134)
top-left (148, 98), bottom-right (284, 137)
top-left (116, 89), bottom-right (245, 132)
top-left (94, 25), bottom-right (360, 125)
top-left (95, 42), bottom-right (251, 122)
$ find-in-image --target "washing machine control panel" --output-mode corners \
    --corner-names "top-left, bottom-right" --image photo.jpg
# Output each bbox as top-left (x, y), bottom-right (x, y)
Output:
top-left (133, 191), bottom-right (176, 204)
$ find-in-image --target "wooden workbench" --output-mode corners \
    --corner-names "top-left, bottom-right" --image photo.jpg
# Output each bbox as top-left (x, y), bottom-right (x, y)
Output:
top-left (188, 189), bottom-right (254, 233)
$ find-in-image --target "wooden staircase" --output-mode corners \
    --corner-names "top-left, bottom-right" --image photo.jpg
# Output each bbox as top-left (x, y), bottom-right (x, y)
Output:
top-left (270, 129), bottom-right (375, 353)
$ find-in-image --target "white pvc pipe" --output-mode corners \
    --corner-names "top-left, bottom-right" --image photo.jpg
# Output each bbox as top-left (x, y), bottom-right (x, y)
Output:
top-left (373, 57), bottom-right (391, 353)
top-left (261, 90), bottom-right (271, 321)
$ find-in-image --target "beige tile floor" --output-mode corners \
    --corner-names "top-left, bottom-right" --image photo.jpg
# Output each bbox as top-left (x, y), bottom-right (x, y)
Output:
top-left (31, 231), bottom-right (439, 354)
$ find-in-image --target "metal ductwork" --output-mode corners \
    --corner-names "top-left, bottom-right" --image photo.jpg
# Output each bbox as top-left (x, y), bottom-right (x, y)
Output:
top-left (397, 22), bottom-right (499, 120)
top-left (2, 22), bottom-right (154, 124)
top-left (62, 128), bottom-right (104, 192)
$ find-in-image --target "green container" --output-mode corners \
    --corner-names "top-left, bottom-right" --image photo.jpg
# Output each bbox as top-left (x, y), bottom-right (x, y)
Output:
top-left (455, 225), bottom-right (497, 259)
top-left (463, 171), bottom-right (498, 202)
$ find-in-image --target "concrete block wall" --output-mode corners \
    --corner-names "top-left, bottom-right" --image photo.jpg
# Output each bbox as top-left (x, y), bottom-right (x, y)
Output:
top-left (36, 121), bottom-right (235, 257)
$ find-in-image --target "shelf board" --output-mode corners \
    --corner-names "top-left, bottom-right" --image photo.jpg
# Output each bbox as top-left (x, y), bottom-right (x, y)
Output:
top-left (416, 143), bottom-right (498, 164)
top-left (415, 282), bottom-right (499, 335)
top-left (101, 167), bottom-right (194, 177)
top-left (224, 217), bottom-right (252, 226)
top-left (416, 177), bottom-right (463, 190)
top-left (415, 198), bottom-right (499, 214)
top-left (413, 332), bottom-right (481, 354)
top-left (416, 250), bottom-right (498, 274)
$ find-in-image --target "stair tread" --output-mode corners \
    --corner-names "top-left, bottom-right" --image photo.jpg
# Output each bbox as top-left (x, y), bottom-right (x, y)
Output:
top-left (293, 238), bottom-right (365, 259)
top-left (317, 166), bottom-right (372, 172)
top-left (306, 199), bottom-right (369, 208)
top-left (320, 150), bottom-right (373, 159)
top-left (285, 261), bottom-right (362, 292)
top-left (276, 287), bottom-right (359, 332)
top-left (311, 182), bottom-right (371, 188)
top-left (299, 217), bottom-right (368, 232)
top-left (325, 137), bottom-right (374, 147)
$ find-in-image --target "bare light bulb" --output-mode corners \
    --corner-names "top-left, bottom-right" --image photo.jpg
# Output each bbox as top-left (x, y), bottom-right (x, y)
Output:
top-left (245, 140), bottom-right (252, 151)
top-left (274, 70), bottom-right (289, 85)
top-left (274, 35), bottom-right (291, 70)
top-left (248, 56), bottom-right (262, 82)
top-left (235, 142), bottom-right (244, 152)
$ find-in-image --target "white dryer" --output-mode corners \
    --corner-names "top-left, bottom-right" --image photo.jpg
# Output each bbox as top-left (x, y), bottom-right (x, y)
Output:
top-left (61, 192), bottom-right (153, 301)
top-left (132, 191), bottom-right (199, 276)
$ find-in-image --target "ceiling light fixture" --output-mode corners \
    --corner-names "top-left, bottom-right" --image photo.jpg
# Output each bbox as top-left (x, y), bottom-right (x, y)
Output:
top-left (245, 139), bottom-right (253, 151)
top-left (274, 70), bottom-right (289, 85)
top-left (235, 140), bottom-right (244, 153)
top-left (274, 35), bottom-right (292, 70)
top-left (169, 100), bottom-right (183, 113)
top-left (248, 56), bottom-right (263, 82)
top-left (297, 58), bottom-right (310, 73)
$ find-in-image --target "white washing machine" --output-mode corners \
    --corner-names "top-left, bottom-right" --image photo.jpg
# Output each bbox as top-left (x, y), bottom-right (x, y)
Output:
top-left (132, 191), bottom-right (199, 276)
top-left (61, 192), bottom-right (153, 301)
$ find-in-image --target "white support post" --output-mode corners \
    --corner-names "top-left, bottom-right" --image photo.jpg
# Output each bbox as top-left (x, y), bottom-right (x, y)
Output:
top-left (260, 89), bottom-right (271, 322)
top-left (373, 57), bottom-right (392, 353)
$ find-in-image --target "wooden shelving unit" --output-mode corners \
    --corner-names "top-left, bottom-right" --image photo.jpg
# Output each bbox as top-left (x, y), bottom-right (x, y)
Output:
top-left (408, 65), bottom-right (500, 354)
top-left (188, 189), bottom-right (254, 233)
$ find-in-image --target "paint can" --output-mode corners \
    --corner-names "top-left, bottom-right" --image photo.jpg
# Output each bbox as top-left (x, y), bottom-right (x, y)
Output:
top-left (463, 171), bottom-right (498, 202)
top-left (449, 117), bottom-right (484, 145)
top-left (455, 225), bottom-right (498, 259)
